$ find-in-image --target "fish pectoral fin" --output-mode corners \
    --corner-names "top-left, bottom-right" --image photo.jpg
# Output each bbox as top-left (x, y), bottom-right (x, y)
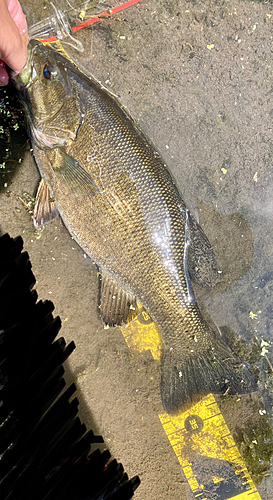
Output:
top-left (34, 178), bottom-right (59, 228)
top-left (187, 212), bottom-right (219, 288)
top-left (99, 273), bottom-right (139, 327)
top-left (52, 150), bottom-right (99, 197)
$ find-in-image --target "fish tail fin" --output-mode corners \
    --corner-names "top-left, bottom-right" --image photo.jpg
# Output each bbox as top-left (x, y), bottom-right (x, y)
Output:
top-left (161, 335), bottom-right (257, 414)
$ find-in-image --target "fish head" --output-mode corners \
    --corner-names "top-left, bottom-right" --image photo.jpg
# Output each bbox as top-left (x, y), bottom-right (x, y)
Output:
top-left (12, 39), bottom-right (82, 149)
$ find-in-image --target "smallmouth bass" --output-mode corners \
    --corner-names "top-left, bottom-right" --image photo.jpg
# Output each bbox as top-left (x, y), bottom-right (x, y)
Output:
top-left (13, 40), bottom-right (256, 414)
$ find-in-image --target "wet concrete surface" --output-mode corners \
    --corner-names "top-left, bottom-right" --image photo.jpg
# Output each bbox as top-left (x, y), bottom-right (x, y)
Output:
top-left (1, 0), bottom-right (273, 498)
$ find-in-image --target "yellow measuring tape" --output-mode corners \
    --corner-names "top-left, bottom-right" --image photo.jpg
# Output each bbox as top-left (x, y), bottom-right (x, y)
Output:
top-left (120, 309), bottom-right (262, 500)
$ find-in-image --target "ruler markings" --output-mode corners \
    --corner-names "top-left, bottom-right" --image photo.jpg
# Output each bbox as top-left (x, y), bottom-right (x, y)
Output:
top-left (119, 315), bottom-right (263, 500)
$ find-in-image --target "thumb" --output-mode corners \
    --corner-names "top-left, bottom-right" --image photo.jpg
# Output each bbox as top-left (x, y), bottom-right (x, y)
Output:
top-left (0, 0), bottom-right (28, 73)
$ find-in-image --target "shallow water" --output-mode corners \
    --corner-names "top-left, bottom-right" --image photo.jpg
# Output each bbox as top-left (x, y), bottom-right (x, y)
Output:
top-left (1, 0), bottom-right (273, 498)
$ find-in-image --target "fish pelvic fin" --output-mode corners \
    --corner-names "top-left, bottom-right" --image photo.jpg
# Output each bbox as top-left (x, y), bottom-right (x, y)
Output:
top-left (161, 334), bottom-right (257, 415)
top-left (34, 178), bottom-right (59, 228)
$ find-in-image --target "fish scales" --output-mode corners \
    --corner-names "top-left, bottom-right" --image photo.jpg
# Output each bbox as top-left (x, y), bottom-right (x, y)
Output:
top-left (49, 74), bottom-right (191, 316)
top-left (13, 40), bottom-right (257, 413)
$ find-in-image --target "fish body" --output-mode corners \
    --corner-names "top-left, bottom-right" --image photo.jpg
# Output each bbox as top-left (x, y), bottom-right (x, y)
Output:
top-left (13, 40), bottom-right (256, 413)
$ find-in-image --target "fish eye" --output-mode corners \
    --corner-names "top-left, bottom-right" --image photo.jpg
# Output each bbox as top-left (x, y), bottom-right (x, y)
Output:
top-left (43, 63), bottom-right (57, 80)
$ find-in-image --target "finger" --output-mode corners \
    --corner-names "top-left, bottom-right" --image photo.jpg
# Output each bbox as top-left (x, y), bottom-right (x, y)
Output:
top-left (7, 0), bottom-right (28, 45)
top-left (0, 0), bottom-right (28, 73)
top-left (0, 59), bottom-right (9, 85)
top-left (0, 29), bottom-right (28, 73)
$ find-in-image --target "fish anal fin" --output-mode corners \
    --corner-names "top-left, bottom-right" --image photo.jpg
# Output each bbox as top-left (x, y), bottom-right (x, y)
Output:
top-left (99, 274), bottom-right (138, 327)
top-left (34, 178), bottom-right (59, 228)
top-left (187, 212), bottom-right (219, 288)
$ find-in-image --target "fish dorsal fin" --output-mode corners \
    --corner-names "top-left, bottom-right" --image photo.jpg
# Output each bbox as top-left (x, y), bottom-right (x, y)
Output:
top-left (187, 212), bottom-right (219, 288)
top-left (99, 273), bottom-right (138, 327)
top-left (34, 178), bottom-right (59, 228)
top-left (52, 150), bottom-right (99, 197)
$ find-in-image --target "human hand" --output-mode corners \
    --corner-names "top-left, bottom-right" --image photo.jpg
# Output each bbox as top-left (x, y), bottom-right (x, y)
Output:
top-left (0, 0), bottom-right (28, 85)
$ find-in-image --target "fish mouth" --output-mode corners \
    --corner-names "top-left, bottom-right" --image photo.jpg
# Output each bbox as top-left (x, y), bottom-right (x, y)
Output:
top-left (11, 39), bottom-right (39, 90)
